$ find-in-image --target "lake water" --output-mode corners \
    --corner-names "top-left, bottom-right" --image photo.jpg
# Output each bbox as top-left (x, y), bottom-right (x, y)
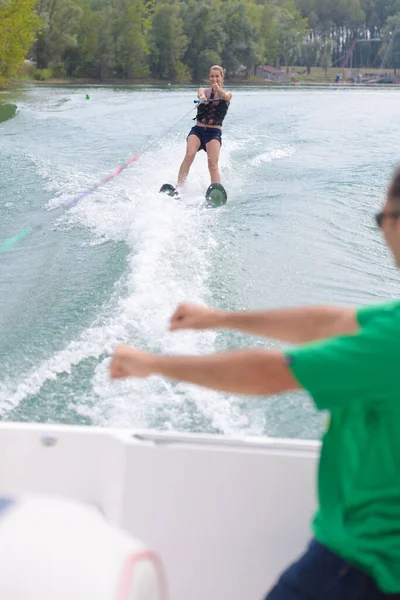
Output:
top-left (0, 84), bottom-right (398, 439)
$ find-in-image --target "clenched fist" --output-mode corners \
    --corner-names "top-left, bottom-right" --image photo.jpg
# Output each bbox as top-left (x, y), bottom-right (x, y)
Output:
top-left (212, 84), bottom-right (222, 95)
top-left (169, 303), bottom-right (221, 331)
top-left (110, 344), bottom-right (155, 379)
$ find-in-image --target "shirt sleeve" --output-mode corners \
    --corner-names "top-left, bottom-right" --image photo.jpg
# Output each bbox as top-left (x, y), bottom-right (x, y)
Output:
top-left (357, 300), bottom-right (400, 327)
top-left (284, 302), bottom-right (400, 411)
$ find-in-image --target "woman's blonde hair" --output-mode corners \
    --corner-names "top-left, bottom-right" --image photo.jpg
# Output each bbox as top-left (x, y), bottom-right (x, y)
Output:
top-left (209, 65), bottom-right (224, 79)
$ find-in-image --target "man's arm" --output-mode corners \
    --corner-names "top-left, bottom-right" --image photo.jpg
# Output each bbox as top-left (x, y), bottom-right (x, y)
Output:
top-left (170, 303), bottom-right (358, 343)
top-left (110, 345), bottom-right (299, 395)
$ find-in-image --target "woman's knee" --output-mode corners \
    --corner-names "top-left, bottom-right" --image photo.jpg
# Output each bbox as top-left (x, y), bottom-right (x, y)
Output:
top-left (208, 158), bottom-right (219, 171)
top-left (185, 151), bottom-right (197, 164)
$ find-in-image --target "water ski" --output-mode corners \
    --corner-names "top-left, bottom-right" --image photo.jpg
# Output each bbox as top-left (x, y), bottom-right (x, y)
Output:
top-left (159, 183), bottom-right (178, 197)
top-left (205, 183), bottom-right (227, 208)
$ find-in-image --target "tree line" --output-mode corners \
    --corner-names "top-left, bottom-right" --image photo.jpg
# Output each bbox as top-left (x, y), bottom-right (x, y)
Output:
top-left (1, 0), bottom-right (400, 86)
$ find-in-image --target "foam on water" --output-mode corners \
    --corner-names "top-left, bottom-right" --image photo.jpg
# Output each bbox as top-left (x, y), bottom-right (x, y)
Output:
top-left (0, 120), bottom-right (266, 435)
top-left (249, 146), bottom-right (297, 167)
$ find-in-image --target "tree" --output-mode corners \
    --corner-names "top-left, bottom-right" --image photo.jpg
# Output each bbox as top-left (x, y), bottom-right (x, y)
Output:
top-left (197, 49), bottom-right (223, 80)
top-left (150, 2), bottom-right (188, 80)
top-left (35, 0), bottom-right (83, 69)
top-left (371, 0), bottom-right (400, 28)
top-left (6, 0), bottom-right (400, 83)
top-left (113, 0), bottom-right (151, 78)
top-left (296, 0), bottom-right (366, 68)
top-left (380, 14), bottom-right (400, 73)
top-left (180, 0), bottom-right (225, 81)
top-left (220, 0), bottom-right (261, 78)
top-left (276, 1), bottom-right (309, 68)
top-left (320, 39), bottom-right (335, 76)
top-left (300, 39), bottom-right (319, 73)
top-left (0, 0), bottom-right (39, 85)
top-left (63, 1), bottom-right (107, 77)
top-left (260, 2), bottom-right (280, 67)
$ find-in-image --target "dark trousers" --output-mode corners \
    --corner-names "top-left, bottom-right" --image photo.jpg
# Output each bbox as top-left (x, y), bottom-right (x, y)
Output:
top-left (264, 539), bottom-right (400, 600)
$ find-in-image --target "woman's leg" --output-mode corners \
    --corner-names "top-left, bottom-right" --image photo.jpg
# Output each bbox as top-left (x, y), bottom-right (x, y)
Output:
top-left (177, 134), bottom-right (201, 186)
top-left (205, 138), bottom-right (221, 184)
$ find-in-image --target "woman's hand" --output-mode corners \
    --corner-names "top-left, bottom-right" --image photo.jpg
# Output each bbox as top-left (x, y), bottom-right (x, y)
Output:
top-left (212, 84), bottom-right (223, 97)
top-left (212, 85), bottom-right (231, 102)
top-left (198, 87), bottom-right (208, 103)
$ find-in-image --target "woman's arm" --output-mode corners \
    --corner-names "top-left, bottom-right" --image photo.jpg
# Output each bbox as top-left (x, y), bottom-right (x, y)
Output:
top-left (220, 89), bottom-right (232, 102)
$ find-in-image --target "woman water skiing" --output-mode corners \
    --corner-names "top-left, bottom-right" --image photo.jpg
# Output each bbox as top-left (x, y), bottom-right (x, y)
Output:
top-left (160, 65), bottom-right (232, 200)
top-left (177, 65), bottom-right (232, 189)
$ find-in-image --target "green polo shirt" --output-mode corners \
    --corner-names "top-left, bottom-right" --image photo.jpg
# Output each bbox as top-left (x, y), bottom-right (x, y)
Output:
top-left (285, 301), bottom-right (400, 593)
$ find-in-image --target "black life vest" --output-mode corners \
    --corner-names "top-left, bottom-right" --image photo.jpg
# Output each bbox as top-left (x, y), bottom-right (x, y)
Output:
top-left (195, 91), bottom-right (229, 126)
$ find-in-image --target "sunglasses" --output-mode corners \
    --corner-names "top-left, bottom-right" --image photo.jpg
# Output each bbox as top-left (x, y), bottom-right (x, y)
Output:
top-left (375, 211), bottom-right (400, 228)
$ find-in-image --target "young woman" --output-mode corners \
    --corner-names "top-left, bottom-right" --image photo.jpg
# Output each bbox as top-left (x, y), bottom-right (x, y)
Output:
top-left (177, 65), bottom-right (232, 189)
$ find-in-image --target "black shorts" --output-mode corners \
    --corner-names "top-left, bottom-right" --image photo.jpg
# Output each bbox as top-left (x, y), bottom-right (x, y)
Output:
top-left (187, 125), bottom-right (222, 152)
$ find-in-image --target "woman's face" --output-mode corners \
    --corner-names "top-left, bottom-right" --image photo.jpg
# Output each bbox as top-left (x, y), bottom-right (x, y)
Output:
top-left (209, 69), bottom-right (223, 86)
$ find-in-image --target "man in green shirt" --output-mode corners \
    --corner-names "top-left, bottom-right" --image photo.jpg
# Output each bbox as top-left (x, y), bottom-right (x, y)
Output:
top-left (110, 166), bottom-right (400, 599)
